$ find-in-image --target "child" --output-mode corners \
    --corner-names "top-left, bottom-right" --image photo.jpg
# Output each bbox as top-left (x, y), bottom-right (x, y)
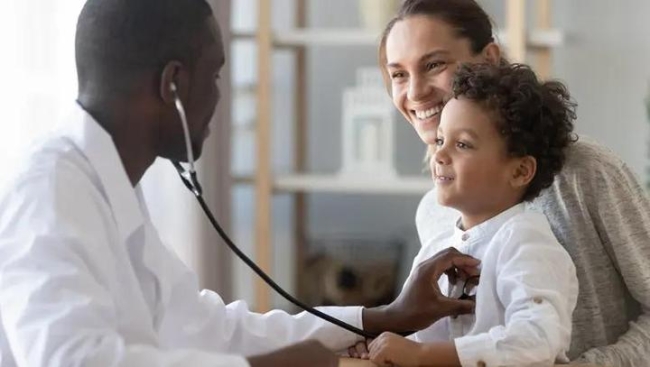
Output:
top-left (367, 63), bottom-right (579, 367)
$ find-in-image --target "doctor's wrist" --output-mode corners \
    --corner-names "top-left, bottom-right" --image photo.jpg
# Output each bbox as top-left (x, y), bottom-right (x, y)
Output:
top-left (362, 305), bottom-right (407, 336)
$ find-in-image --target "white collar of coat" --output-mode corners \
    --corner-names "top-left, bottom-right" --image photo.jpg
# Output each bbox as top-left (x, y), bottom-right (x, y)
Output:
top-left (61, 102), bottom-right (146, 243)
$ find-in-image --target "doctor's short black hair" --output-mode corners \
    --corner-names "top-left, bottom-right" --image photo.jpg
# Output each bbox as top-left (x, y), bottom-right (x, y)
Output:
top-left (76, 0), bottom-right (213, 92)
top-left (451, 63), bottom-right (577, 202)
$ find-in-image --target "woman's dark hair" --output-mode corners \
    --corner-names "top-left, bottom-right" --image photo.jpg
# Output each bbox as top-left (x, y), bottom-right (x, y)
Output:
top-left (379, 0), bottom-right (496, 92)
top-left (452, 63), bottom-right (578, 202)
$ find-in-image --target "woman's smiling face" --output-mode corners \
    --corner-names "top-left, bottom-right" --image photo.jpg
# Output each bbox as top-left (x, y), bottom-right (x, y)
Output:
top-left (384, 15), bottom-right (491, 145)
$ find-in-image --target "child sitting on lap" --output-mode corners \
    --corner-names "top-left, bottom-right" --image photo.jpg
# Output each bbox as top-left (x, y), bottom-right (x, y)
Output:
top-left (368, 63), bottom-right (579, 367)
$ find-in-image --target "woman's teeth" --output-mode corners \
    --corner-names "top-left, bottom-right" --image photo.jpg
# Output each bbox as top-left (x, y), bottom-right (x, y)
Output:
top-left (415, 105), bottom-right (442, 120)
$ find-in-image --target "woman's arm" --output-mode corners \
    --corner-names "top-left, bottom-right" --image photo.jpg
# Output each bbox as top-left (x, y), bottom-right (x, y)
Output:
top-left (572, 145), bottom-right (650, 366)
top-left (536, 140), bottom-right (650, 366)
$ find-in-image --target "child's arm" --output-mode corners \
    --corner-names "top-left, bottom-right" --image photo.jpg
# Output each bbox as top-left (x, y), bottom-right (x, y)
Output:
top-left (368, 332), bottom-right (460, 367)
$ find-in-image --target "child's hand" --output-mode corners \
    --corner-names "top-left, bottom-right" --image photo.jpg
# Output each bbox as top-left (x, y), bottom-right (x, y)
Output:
top-left (348, 340), bottom-right (370, 359)
top-left (368, 332), bottom-right (425, 366)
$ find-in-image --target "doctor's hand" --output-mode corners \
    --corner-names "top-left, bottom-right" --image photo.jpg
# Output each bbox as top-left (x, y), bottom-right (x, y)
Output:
top-left (363, 247), bottom-right (479, 335)
top-left (247, 339), bottom-right (338, 367)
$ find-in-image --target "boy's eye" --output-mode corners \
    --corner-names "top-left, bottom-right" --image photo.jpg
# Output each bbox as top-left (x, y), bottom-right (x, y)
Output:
top-left (391, 71), bottom-right (406, 79)
top-left (456, 141), bottom-right (472, 149)
top-left (434, 138), bottom-right (444, 146)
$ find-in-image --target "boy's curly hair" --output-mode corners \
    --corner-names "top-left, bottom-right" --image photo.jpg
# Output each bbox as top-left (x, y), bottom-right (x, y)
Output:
top-left (452, 63), bottom-right (577, 202)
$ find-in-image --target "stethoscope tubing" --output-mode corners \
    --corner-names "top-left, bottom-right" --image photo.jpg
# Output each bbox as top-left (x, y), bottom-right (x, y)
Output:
top-left (170, 90), bottom-right (376, 339)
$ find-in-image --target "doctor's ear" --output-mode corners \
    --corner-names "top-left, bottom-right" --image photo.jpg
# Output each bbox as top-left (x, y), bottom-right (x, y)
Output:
top-left (160, 61), bottom-right (188, 104)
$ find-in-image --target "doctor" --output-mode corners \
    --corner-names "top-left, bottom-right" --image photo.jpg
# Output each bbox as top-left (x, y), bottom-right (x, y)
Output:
top-left (0, 0), bottom-right (479, 366)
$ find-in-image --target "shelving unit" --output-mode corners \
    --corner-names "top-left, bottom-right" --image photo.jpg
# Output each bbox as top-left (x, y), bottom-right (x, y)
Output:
top-left (248, 0), bottom-right (561, 312)
top-left (234, 28), bottom-right (563, 49)
top-left (233, 174), bottom-right (432, 194)
top-left (272, 175), bottom-right (431, 195)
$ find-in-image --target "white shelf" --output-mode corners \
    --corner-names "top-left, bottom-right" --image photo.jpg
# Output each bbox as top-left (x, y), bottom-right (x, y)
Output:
top-left (232, 29), bottom-right (380, 46)
top-left (232, 28), bottom-right (564, 48)
top-left (274, 29), bottom-right (381, 46)
top-left (272, 174), bottom-right (432, 195)
top-left (495, 29), bottom-right (564, 48)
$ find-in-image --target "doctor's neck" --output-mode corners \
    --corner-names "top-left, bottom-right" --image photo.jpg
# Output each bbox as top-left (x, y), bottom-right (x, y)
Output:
top-left (77, 87), bottom-right (160, 187)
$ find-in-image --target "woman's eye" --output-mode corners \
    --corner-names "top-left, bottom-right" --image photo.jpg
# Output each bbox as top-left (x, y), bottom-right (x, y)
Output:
top-left (426, 61), bottom-right (445, 71)
top-left (434, 138), bottom-right (444, 146)
top-left (391, 71), bottom-right (405, 79)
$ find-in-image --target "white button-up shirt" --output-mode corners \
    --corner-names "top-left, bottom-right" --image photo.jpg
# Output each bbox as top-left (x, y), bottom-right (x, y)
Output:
top-left (408, 195), bottom-right (578, 367)
top-left (0, 104), bottom-right (363, 367)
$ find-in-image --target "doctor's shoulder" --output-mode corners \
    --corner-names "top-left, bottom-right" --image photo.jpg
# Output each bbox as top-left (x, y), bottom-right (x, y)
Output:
top-left (0, 137), bottom-right (105, 228)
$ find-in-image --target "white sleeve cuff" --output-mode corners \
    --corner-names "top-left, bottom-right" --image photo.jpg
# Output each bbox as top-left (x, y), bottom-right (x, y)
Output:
top-left (454, 333), bottom-right (498, 367)
top-left (314, 306), bottom-right (365, 349)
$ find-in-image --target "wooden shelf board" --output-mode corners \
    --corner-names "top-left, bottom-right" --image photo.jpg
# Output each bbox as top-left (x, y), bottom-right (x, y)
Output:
top-left (232, 28), bottom-right (564, 48)
top-left (273, 174), bottom-right (432, 195)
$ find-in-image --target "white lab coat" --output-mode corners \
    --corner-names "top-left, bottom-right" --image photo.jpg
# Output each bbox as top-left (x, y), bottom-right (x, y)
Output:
top-left (409, 196), bottom-right (579, 367)
top-left (0, 104), bottom-right (363, 367)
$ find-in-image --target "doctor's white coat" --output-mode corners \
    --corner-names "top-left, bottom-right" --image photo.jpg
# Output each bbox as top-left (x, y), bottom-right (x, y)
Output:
top-left (0, 104), bottom-right (363, 367)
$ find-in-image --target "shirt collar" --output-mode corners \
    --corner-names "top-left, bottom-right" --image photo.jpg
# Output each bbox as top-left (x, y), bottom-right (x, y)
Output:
top-left (62, 102), bottom-right (145, 242)
top-left (453, 203), bottom-right (526, 245)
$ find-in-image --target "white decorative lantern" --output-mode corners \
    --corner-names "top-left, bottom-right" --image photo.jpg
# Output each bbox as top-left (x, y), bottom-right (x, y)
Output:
top-left (340, 68), bottom-right (396, 178)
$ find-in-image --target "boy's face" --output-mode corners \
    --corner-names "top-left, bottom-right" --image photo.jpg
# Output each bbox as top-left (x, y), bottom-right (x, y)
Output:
top-left (430, 98), bottom-right (525, 223)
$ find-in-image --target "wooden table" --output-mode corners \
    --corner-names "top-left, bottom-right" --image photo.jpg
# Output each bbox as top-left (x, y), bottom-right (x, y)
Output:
top-left (339, 357), bottom-right (602, 366)
top-left (339, 358), bottom-right (374, 367)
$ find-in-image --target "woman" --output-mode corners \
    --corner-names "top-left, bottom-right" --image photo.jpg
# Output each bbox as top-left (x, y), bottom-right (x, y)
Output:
top-left (354, 0), bottom-right (650, 365)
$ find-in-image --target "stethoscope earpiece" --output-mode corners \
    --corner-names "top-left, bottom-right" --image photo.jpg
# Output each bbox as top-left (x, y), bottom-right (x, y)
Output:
top-left (170, 81), bottom-right (197, 178)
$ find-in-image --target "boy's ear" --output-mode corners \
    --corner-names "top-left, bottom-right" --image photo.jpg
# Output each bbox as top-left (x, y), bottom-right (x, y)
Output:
top-left (510, 156), bottom-right (537, 189)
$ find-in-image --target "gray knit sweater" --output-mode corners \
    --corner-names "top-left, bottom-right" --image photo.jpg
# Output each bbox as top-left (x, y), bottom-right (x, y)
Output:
top-left (415, 138), bottom-right (650, 366)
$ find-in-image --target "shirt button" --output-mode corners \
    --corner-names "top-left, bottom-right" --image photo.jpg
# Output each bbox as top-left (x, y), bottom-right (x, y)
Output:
top-left (533, 297), bottom-right (543, 304)
top-left (477, 361), bottom-right (486, 367)
top-left (461, 233), bottom-right (470, 241)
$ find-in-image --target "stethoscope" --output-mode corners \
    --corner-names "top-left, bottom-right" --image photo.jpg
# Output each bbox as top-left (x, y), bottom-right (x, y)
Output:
top-left (169, 83), bottom-right (376, 339)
